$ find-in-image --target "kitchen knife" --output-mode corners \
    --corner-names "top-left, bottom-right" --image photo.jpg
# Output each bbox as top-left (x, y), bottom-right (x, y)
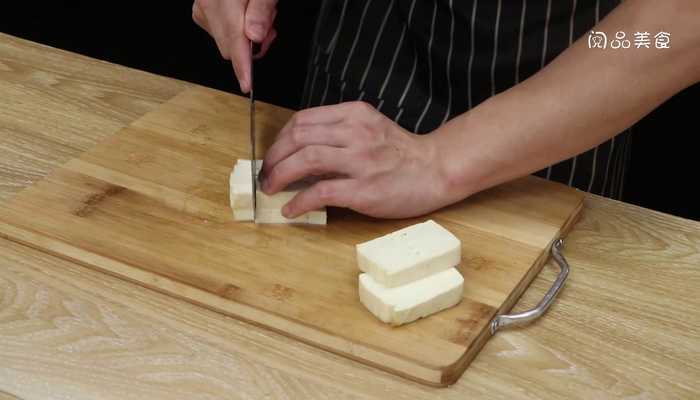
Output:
top-left (249, 41), bottom-right (257, 222)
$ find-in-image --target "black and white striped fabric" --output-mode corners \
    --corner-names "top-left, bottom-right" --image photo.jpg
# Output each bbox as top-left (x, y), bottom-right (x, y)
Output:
top-left (301, 0), bottom-right (632, 199)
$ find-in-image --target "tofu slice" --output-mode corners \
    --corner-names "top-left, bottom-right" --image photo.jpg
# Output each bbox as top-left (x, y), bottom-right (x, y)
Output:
top-left (230, 160), bottom-right (255, 220)
top-left (229, 159), bottom-right (327, 224)
top-left (356, 220), bottom-right (461, 287)
top-left (255, 208), bottom-right (327, 224)
top-left (359, 268), bottom-right (464, 326)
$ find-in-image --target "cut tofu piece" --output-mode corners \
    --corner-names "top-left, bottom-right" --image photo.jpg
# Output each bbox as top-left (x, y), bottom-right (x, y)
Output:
top-left (359, 268), bottom-right (464, 326)
top-left (232, 208), bottom-right (254, 221)
top-left (229, 160), bottom-right (255, 220)
top-left (230, 159), bottom-right (327, 225)
top-left (356, 220), bottom-right (461, 287)
top-left (229, 159), bottom-right (254, 209)
top-left (255, 208), bottom-right (327, 224)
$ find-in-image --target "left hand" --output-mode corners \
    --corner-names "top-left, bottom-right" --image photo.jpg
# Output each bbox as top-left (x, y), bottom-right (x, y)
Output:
top-left (260, 101), bottom-right (451, 219)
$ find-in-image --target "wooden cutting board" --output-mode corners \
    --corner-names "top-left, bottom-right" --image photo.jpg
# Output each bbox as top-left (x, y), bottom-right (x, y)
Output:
top-left (0, 86), bottom-right (583, 387)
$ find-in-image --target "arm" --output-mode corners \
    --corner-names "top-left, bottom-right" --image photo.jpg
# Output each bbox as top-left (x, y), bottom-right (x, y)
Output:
top-left (262, 0), bottom-right (700, 218)
top-left (435, 0), bottom-right (700, 205)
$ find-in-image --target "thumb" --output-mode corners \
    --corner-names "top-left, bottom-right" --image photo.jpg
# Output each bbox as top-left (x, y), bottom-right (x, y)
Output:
top-left (245, 0), bottom-right (277, 42)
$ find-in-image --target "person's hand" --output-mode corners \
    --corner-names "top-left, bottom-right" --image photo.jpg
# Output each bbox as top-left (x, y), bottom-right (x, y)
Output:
top-left (192, 0), bottom-right (278, 93)
top-left (260, 102), bottom-right (453, 219)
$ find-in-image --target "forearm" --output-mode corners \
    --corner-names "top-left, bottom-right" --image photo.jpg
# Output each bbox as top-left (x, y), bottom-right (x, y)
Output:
top-left (433, 0), bottom-right (700, 201)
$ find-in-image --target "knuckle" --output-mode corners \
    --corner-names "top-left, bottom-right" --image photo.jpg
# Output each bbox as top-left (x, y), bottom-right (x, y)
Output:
top-left (303, 147), bottom-right (321, 168)
top-left (266, 167), bottom-right (282, 189)
top-left (292, 110), bottom-right (311, 126)
top-left (268, 27), bottom-right (278, 41)
top-left (255, 0), bottom-right (278, 14)
top-left (317, 183), bottom-right (336, 203)
top-left (290, 125), bottom-right (306, 146)
top-left (363, 146), bottom-right (380, 163)
top-left (196, 0), bottom-right (213, 12)
top-left (192, 3), bottom-right (206, 25)
top-left (248, 2), bottom-right (275, 27)
top-left (366, 122), bottom-right (378, 135)
top-left (289, 113), bottom-right (302, 128)
top-left (351, 101), bottom-right (374, 113)
top-left (356, 124), bottom-right (376, 141)
top-left (376, 126), bottom-right (389, 142)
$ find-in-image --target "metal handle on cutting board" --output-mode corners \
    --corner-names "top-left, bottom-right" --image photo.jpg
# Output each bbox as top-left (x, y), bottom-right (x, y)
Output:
top-left (490, 239), bottom-right (570, 334)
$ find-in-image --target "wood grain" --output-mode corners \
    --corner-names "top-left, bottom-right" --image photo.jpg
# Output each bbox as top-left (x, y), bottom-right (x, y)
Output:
top-left (0, 33), bottom-right (189, 202)
top-left (0, 391), bottom-right (20, 400)
top-left (0, 85), bottom-right (583, 386)
top-left (1, 33), bottom-right (698, 399)
top-left (0, 240), bottom-right (365, 400)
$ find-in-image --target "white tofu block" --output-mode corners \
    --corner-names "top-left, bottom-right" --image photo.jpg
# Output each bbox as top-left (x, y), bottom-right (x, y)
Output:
top-left (359, 268), bottom-right (464, 326)
top-left (229, 160), bottom-right (255, 210)
top-left (233, 209), bottom-right (253, 221)
top-left (255, 209), bottom-right (327, 225)
top-left (229, 159), bottom-right (327, 225)
top-left (356, 220), bottom-right (461, 287)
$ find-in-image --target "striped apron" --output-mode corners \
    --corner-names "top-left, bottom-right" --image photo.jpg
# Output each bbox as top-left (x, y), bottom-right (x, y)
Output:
top-left (301, 0), bottom-right (632, 199)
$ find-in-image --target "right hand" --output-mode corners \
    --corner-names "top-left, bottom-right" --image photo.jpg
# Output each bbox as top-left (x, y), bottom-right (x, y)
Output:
top-left (192, 0), bottom-right (278, 93)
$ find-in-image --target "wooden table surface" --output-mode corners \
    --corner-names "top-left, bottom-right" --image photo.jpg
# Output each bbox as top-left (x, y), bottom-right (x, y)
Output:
top-left (1, 33), bottom-right (698, 399)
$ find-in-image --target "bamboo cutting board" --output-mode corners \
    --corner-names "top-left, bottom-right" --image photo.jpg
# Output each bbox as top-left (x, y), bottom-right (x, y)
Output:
top-left (0, 86), bottom-right (583, 386)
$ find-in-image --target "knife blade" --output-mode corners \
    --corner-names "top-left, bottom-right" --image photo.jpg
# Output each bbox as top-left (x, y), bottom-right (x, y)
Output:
top-left (249, 41), bottom-right (257, 222)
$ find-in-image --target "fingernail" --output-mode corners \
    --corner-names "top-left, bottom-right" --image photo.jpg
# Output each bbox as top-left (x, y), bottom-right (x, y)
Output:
top-left (249, 23), bottom-right (265, 42)
top-left (260, 177), bottom-right (269, 193)
top-left (282, 204), bottom-right (292, 218)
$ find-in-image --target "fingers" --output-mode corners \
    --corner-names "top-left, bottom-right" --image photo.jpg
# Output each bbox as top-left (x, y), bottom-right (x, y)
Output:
top-left (262, 102), bottom-right (380, 177)
top-left (229, 0), bottom-right (278, 92)
top-left (192, 1), bottom-right (229, 60)
top-left (262, 103), bottom-right (364, 171)
top-left (229, 31), bottom-right (252, 93)
top-left (197, 0), bottom-right (237, 60)
top-left (263, 145), bottom-right (356, 194)
top-left (193, 0), bottom-right (276, 93)
top-left (292, 102), bottom-right (368, 126)
top-left (262, 122), bottom-right (353, 179)
top-left (282, 179), bottom-right (358, 218)
top-left (253, 27), bottom-right (277, 60)
top-left (192, 2), bottom-right (208, 30)
top-left (245, 0), bottom-right (278, 42)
